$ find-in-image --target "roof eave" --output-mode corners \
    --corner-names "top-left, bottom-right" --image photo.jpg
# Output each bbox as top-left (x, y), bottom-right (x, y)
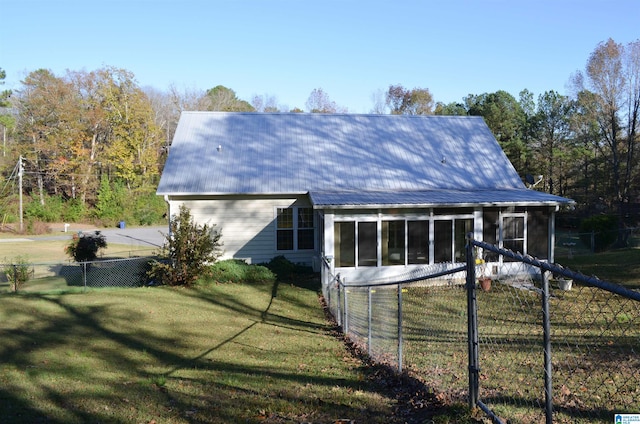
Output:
top-left (313, 200), bottom-right (574, 210)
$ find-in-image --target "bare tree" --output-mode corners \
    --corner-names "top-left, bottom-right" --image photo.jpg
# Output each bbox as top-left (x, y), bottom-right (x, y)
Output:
top-left (572, 38), bottom-right (640, 208)
top-left (369, 88), bottom-right (387, 114)
top-left (305, 88), bottom-right (347, 113)
top-left (251, 93), bottom-right (280, 112)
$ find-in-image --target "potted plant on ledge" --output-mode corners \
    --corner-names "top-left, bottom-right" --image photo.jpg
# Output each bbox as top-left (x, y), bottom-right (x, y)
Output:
top-left (475, 249), bottom-right (492, 291)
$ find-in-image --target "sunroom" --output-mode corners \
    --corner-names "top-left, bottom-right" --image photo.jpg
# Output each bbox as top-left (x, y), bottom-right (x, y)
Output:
top-left (311, 189), bottom-right (568, 285)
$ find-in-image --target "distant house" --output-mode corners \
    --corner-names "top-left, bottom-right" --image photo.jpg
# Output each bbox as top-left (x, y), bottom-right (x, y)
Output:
top-left (157, 112), bottom-right (572, 283)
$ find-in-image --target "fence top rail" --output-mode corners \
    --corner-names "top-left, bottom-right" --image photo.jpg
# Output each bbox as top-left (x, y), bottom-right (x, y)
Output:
top-left (469, 236), bottom-right (640, 302)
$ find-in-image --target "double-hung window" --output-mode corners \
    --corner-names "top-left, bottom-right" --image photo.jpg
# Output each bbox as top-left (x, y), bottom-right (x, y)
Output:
top-left (276, 207), bottom-right (315, 251)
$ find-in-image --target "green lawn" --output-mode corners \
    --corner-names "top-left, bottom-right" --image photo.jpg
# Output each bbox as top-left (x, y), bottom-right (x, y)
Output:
top-left (0, 282), bottom-right (407, 423)
top-left (558, 247), bottom-right (640, 289)
top-left (401, 275), bottom-right (640, 423)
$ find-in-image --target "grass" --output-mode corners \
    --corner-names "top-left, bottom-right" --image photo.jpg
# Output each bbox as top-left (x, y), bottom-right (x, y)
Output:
top-left (558, 247), bottom-right (640, 289)
top-left (0, 239), bottom-right (155, 264)
top-left (399, 275), bottom-right (639, 423)
top-left (0, 282), bottom-right (410, 423)
top-left (2, 232), bottom-right (638, 423)
top-left (555, 229), bottom-right (640, 288)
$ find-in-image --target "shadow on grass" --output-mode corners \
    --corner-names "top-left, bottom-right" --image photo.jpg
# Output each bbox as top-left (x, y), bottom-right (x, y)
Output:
top-left (0, 281), bottom-right (420, 423)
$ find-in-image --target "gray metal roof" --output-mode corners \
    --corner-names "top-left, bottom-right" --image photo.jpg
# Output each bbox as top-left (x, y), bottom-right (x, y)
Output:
top-left (157, 112), bottom-right (571, 206)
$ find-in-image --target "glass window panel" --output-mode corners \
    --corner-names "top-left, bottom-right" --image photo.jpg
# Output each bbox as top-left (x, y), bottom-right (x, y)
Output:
top-left (382, 220), bottom-right (405, 265)
top-left (503, 215), bottom-right (525, 261)
top-left (504, 216), bottom-right (524, 239)
top-left (277, 229), bottom-right (294, 250)
top-left (408, 221), bottom-right (429, 264)
top-left (358, 222), bottom-right (377, 267)
top-left (277, 208), bottom-right (293, 229)
top-left (434, 220), bottom-right (452, 263)
top-left (297, 208), bottom-right (314, 228)
top-left (482, 209), bottom-right (500, 262)
top-left (298, 229), bottom-right (315, 250)
top-left (276, 208), bottom-right (294, 250)
top-left (335, 222), bottom-right (355, 267)
top-left (454, 219), bottom-right (473, 263)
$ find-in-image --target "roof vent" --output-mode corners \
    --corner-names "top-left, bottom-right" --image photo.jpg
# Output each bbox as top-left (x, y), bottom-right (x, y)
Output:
top-left (217, 145), bottom-right (223, 152)
top-left (441, 156), bottom-right (446, 164)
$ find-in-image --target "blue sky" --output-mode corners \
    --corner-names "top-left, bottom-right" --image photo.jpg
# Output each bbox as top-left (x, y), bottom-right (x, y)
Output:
top-left (1, 0), bottom-right (638, 113)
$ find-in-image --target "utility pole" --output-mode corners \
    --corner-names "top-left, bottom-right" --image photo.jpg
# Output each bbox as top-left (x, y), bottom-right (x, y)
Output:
top-left (18, 155), bottom-right (23, 232)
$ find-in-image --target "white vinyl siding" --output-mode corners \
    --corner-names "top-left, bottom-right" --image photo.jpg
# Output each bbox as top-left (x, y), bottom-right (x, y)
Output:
top-left (168, 195), bottom-right (316, 265)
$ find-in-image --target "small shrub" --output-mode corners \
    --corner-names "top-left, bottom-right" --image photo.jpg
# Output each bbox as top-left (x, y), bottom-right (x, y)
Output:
top-left (3, 256), bottom-right (32, 292)
top-left (148, 205), bottom-right (223, 286)
top-left (65, 231), bottom-right (108, 262)
top-left (209, 259), bottom-right (276, 284)
top-left (579, 214), bottom-right (618, 252)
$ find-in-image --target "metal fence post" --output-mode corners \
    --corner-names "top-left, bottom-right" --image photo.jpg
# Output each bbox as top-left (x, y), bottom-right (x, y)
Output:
top-left (398, 283), bottom-right (403, 372)
top-left (13, 264), bottom-right (17, 293)
top-left (343, 279), bottom-right (349, 334)
top-left (82, 262), bottom-right (87, 293)
top-left (542, 270), bottom-right (553, 423)
top-left (336, 276), bottom-right (342, 327)
top-left (466, 234), bottom-right (480, 410)
top-left (368, 286), bottom-right (372, 357)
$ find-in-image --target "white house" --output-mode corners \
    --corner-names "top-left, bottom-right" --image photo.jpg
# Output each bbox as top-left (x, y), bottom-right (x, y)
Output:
top-left (156, 112), bottom-right (572, 283)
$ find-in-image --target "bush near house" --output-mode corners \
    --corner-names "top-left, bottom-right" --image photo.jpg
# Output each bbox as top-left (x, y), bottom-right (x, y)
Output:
top-left (148, 205), bottom-right (223, 286)
top-left (259, 255), bottom-right (319, 290)
top-left (208, 259), bottom-right (276, 284)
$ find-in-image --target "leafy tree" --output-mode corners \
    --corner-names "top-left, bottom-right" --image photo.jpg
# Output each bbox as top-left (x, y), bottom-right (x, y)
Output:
top-left (0, 67), bottom-right (11, 107)
top-left (533, 91), bottom-right (574, 195)
top-left (12, 66), bottom-right (163, 210)
top-left (570, 90), bottom-right (602, 206)
top-left (65, 231), bottom-right (107, 262)
top-left (95, 175), bottom-right (125, 222)
top-left (97, 67), bottom-right (163, 187)
top-left (0, 67), bottom-right (15, 158)
top-left (14, 69), bottom-right (83, 205)
top-left (385, 84), bottom-right (434, 115)
top-left (205, 85), bottom-right (254, 112)
top-left (149, 205), bottom-right (223, 286)
top-left (434, 101), bottom-right (467, 116)
top-left (465, 90), bottom-right (527, 170)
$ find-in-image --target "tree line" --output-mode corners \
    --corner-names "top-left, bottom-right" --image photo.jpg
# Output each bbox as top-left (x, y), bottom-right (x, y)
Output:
top-left (0, 38), bottom-right (638, 229)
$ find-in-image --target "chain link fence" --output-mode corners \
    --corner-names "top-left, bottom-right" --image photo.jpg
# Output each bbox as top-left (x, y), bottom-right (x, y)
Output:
top-left (1, 256), bottom-right (156, 293)
top-left (322, 238), bottom-right (640, 423)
